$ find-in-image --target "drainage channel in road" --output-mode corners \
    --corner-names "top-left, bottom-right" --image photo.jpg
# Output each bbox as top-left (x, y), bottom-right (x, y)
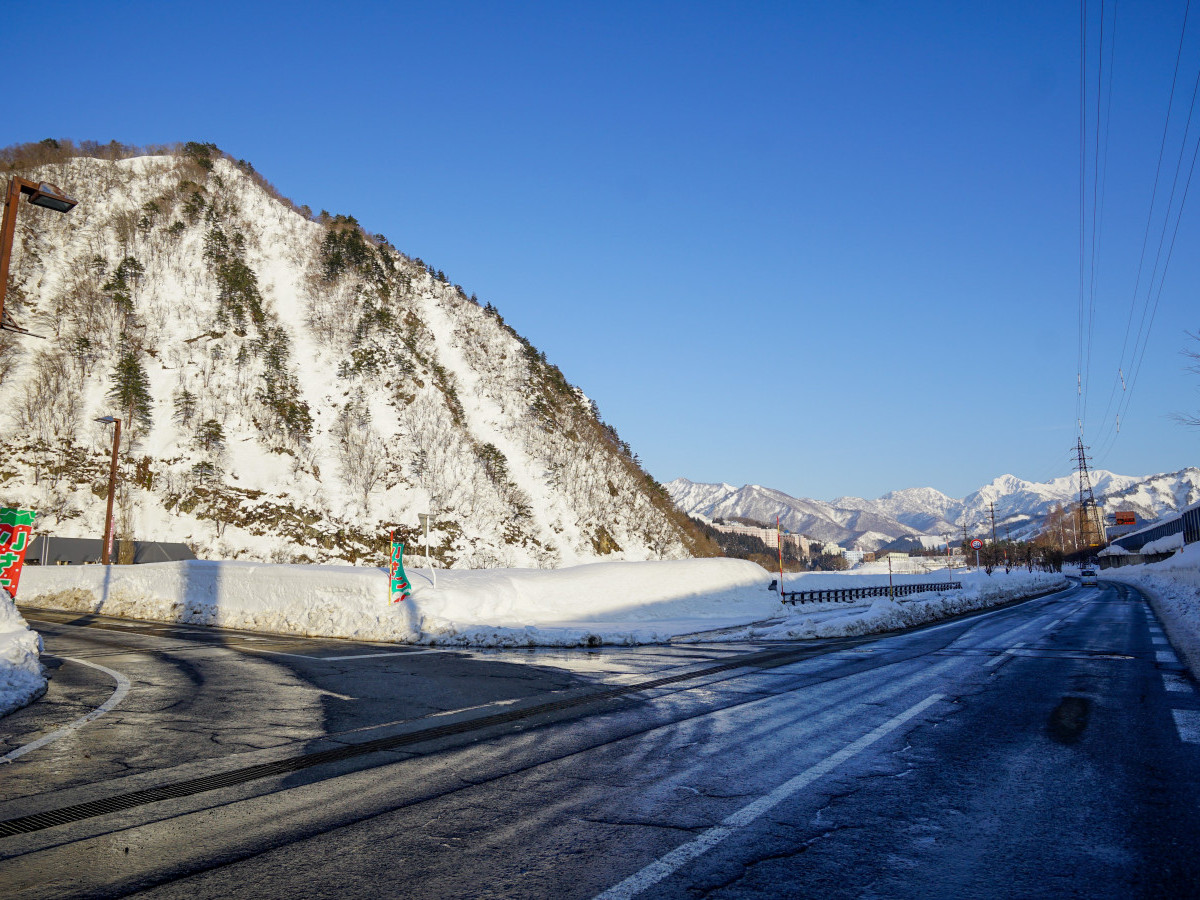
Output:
top-left (2, 585), bottom-right (1076, 841)
top-left (0, 643), bottom-right (837, 839)
top-left (20, 607), bottom-right (433, 661)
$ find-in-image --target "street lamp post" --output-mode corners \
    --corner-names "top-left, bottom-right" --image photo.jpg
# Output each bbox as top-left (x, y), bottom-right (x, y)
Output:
top-left (0, 177), bottom-right (78, 334)
top-left (96, 416), bottom-right (121, 565)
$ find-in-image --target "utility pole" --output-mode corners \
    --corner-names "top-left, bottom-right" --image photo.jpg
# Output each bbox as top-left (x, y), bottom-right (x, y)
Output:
top-left (1074, 437), bottom-right (1105, 553)
top-left (95, 416), bottom-right (121, 565)
top-left (989, 502), bottom-right (998, 545)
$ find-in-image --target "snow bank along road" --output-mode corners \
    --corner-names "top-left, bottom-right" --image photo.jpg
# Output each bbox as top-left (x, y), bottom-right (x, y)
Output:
top-left (1, 580), bottom-right (1198, 898)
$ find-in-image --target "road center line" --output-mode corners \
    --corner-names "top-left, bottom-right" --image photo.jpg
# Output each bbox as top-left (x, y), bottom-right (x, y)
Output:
top-left (592, 692), bottom-right (945, 900)
top-left (2, 657), bottom-right (131, 764)
top-left (984, 642), bottom-right (1025, 668)
top-left (236, 645), bottom-right (450, 660)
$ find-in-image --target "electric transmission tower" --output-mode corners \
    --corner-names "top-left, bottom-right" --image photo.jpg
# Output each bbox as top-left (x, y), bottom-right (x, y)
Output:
top-left (1074, 438), bottom-right (1105, 551)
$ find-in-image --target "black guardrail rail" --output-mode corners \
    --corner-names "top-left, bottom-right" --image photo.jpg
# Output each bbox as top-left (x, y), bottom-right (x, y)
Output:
top-left (781, 581), bottom-right (961, 605)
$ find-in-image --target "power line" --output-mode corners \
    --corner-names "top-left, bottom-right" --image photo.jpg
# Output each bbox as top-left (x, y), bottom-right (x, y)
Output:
top-left (1090, 0), bottom-right (1197, 461)
top-left (1093, 0), bottom-right (1189, 446)
top-left (1076, 0), bottom-right (1089, 438)
top-left (1083, 0), bottom-right (1110, 429)
top-left (1098, 114), bottom-right (1200, 463)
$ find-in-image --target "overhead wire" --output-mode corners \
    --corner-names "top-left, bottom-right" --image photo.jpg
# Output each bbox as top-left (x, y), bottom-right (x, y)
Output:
top-left (1098, 112), bottom-right (1200, 462)
top-left (1094, 0), bottom-right (1195, 460)
top-left (1082, 0), bottom-right (1109, 430)
top-left (1093, 0), bottom-right (1190, 444)
top-left (1095, 0), bottom-right (1200, 462)
top-left (1076, 0), bottom-right (1089, 440)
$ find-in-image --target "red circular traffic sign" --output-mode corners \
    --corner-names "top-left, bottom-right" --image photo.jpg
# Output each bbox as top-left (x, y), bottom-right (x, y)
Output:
top-left (970, 539), bottom-right (984, 550)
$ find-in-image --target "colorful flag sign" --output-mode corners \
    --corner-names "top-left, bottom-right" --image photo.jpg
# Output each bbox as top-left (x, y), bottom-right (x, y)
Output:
top-left (0, 508), bottom-right (36, 600)
top-left (389, 531), bottom-right (411, 603)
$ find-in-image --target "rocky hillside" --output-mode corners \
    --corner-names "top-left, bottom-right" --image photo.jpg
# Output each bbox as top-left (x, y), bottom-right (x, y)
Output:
top-left (0, 141), bottom-right (714, 567)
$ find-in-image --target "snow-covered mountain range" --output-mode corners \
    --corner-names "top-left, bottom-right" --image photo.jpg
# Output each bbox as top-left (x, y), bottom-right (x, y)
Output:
top-left (669, 468), bottom-right (1200, 550)
top-left (0, 142), bottom-right (710, 567)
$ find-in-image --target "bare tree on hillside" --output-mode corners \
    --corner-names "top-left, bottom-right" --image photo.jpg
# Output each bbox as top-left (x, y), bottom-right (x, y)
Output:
top-left (334, 401), bottom-right (387, 513)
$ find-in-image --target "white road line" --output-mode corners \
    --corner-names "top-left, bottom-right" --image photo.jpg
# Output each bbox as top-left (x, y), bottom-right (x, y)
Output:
top-left (591, 693), bottom-right (945, 900)
top-left (984, 643), bottom-right (1025, 668)
top-left (1, 657), bottom-right (131, 764)
top-left (1163, 674), bottom-right (1194, 694)
top-left (990, 601), bottom-right (1083, 650)
top-left (236, 645), bottom-right (449, 661)
top-left (1171, 709), bottom-right (1200, 744)
top-left (317, 651), bottom-right (434, 661)
top-left (1156, 650), bottom-right (1180, 665)
top-left (904, 584), bottom-right (1075, 641)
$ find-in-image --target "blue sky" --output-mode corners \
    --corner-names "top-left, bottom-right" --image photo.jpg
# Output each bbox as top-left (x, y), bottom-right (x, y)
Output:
top-left (12, 0), bottom-right (1199, 500)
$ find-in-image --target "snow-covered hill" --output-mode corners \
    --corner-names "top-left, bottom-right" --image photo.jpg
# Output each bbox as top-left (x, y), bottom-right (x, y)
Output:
top-left (0, 143), bottom-right (710, 567)
top-left (669, 467), bottom-right (1200, 550)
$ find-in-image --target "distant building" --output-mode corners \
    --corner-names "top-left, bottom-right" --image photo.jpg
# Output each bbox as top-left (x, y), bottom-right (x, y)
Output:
top-left (710, 522), bottom-right (812, 557)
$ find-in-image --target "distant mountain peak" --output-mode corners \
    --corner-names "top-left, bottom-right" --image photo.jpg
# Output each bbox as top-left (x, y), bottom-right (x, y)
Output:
top-left (668, 468), bottom-right (1200, 550)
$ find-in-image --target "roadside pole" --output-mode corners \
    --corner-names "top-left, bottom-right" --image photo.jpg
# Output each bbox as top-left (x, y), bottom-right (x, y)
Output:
top-left (418, 513), bottom-right (436, 587)
top-left (887, 555), bottom-right (894, 599)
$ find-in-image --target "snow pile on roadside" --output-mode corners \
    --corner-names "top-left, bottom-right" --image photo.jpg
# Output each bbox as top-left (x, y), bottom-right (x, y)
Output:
top-left (0, 591), bottom-right (46, 718)
top-left (1102, 543), bottom-right (1200, 676)
top-left (686, 569), bottom-right (1068, 642)
top-left (414, 558), bottom-right (776, 645)
top-left (20, 561), bottom-right (420, 642)
top-left (1141, 532), bottom-right (1185, 555)
top-left (17, 558), bottom-right (776, 647)
top-left (16, 560), bottom-right (1067, 648)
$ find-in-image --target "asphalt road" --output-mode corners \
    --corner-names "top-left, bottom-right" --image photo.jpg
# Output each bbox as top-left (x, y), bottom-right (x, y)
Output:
top-left (1, 580), bottom-right (1198, 899)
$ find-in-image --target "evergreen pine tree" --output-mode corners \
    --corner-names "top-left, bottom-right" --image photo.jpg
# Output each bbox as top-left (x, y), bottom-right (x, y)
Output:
top-left (109, 350), bottom-right (153, 429)
top-left (196, 418), bottom-right (225, 453)
top-left (173, 387), bottom-right (196, 426)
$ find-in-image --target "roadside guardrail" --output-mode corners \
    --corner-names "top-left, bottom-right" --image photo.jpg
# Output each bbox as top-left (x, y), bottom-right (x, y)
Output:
top-left (780, 581), bottom-right (962, 605)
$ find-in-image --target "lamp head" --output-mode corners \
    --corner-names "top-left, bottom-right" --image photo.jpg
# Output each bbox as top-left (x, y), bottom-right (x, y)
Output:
top-left (26, 182), bottom-right (77, 213)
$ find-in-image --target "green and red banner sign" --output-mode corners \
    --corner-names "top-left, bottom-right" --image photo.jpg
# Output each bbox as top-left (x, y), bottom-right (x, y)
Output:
top-left (389, 531), bottom-right (411, 603)
top-left (0, 508), bottom-right (36, 600)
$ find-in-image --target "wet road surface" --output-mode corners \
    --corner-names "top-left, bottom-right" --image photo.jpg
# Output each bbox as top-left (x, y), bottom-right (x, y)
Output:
top-left (1, 581), bottom-right (1198, 898)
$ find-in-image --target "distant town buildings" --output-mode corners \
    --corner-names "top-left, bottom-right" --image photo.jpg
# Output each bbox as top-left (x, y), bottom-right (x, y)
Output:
top-left (709, 522), bottom-right (812, 557)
